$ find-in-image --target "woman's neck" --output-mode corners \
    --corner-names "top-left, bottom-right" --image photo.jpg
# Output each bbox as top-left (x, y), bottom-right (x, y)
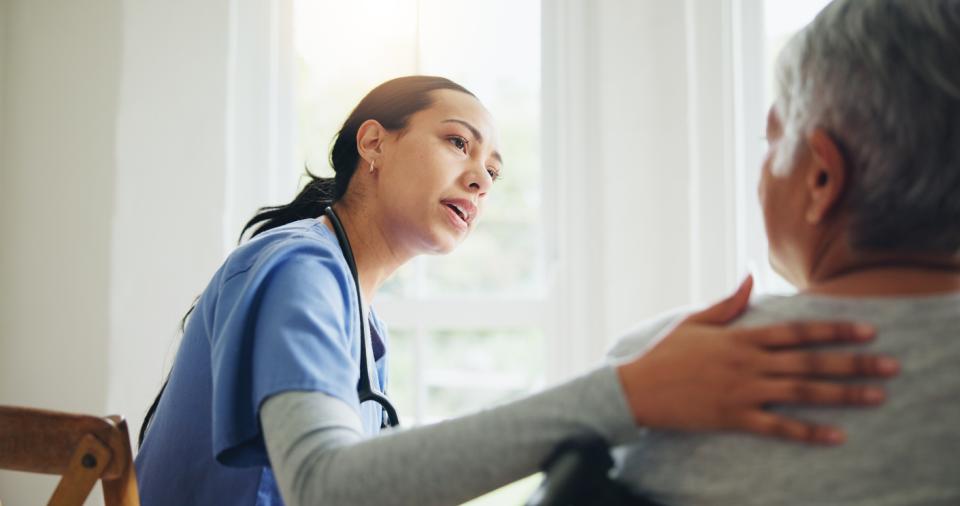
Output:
top-left (324, 202), bottom-right (409, 306)
top-left (803, 243), bottom-right (960, 297)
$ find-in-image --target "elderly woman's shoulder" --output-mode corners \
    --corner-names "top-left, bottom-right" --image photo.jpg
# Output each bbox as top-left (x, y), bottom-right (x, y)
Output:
top-left (605, 294), bottom-right (804, 361)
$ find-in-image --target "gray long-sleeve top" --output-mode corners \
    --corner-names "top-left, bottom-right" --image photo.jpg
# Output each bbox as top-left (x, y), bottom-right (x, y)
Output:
top-left (260, 365), bottom-right (639, 506)
top-left (609, 292), bottom-right (960, 506)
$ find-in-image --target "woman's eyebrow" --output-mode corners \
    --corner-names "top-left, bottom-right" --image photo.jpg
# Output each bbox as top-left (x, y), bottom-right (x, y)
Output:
top-left (441, 118), bottom-right (503, 165)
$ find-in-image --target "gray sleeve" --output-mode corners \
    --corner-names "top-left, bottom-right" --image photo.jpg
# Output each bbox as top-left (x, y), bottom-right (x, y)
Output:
top-left (260, 366), bottom-right (639, 506)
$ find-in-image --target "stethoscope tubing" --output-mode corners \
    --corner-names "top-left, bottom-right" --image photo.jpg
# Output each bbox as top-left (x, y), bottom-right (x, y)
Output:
top-left (324, 206), bottom-right (401, 428)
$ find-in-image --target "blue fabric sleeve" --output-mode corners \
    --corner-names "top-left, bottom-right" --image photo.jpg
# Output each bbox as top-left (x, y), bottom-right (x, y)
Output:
top-left (209, 240), bottom-right (361, 467)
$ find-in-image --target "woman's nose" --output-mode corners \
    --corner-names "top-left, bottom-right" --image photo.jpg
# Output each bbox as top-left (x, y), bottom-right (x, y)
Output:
top-left (466, 165), bottom-right (492, 196)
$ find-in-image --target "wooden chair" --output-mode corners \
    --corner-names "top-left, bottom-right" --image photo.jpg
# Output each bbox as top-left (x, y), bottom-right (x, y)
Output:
top-left (0, 406), bottom-right (140, 506)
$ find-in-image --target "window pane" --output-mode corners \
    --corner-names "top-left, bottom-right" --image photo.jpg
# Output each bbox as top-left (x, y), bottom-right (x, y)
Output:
top-left (294, 0), bottom-right (418, 178)
top-left (423, 221), bottom-right (543, 296)
top-left (763, 0), bottom-right (832, 101)
top-left (415, 0), bottom-right (543, 297)
top-left (385, 328), bottom-right (418, 421)
top-left (379, 261), bottom-right (418, 298)
top-left (423, 328), bottom-right (544, 420)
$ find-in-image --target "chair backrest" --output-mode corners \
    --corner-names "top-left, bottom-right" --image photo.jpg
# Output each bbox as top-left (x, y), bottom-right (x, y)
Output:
top-left (0, 406), bottom-right (140, 506)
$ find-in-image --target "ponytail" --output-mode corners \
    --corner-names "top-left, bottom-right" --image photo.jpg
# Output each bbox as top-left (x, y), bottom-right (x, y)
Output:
top-left (238, 170), bottom-right (340, 243)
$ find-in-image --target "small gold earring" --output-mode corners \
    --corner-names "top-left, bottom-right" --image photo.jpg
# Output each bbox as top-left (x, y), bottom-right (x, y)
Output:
top-left (369, 160), bottom-right (375, 174)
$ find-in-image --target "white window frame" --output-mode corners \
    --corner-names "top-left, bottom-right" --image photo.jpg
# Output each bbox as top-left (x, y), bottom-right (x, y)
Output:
top-left (224, 0), bottom-right (298, 256)
top-left (539, 0), bottom-right (795, 369)
top-left (732, 0), bottom-right (772, 290)
top-left (541, 0), bottom-right (749, 377)
top-left (540, 0), bottom-right (610, 380)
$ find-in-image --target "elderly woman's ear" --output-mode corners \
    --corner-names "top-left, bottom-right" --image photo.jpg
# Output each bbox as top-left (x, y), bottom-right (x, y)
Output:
top-left (803, 129), bottom-right (848, 225)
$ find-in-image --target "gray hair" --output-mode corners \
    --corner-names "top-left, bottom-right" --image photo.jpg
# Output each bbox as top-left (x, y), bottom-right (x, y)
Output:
top-left (773, 0), bottom-right (960, 254)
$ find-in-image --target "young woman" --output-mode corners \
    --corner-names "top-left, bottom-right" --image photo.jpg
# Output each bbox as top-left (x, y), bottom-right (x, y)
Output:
top-left (134, 76), bottom-right (898, 505)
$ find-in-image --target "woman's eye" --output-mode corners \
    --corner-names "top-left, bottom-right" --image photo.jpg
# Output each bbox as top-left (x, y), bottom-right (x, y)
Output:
top-left (487, 168), bottom-right (501, 182)
top-left (448, 136), bottom-right (468, 153)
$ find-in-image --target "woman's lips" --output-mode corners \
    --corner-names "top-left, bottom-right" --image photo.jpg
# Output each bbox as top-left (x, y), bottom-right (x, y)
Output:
top-left (440, 198), bottom-right (477, 224)
top-left (442, 202), bottom-right (469, 231)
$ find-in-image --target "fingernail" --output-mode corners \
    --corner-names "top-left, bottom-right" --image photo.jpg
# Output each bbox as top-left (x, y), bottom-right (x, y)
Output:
top-left (878, 357), bottom-right (899, 375)
top-left (854, 324), bottom-right (875, 339)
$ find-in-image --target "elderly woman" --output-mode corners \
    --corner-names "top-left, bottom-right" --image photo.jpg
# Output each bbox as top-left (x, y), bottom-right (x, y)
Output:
top-left (609, 0), bottom-right (960, 504)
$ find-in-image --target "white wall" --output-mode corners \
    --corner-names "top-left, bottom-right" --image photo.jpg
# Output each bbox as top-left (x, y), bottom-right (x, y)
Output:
top-left (0, 0), bottom-right (119, 410)
top-left (0, 0), bottom-right (6, 146)
top-left (0, 0), bottom-right (241, 502)
top-left (107, 0), bottom-right (231, 457)
top-left (0, 0), bottom-right (120, 502)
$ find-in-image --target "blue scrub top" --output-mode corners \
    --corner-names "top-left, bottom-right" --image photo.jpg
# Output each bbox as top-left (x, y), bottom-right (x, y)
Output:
top-left (135, 219), bottom-right (390, 505)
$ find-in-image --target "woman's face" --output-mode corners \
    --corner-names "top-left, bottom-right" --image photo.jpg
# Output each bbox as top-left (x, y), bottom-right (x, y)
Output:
top-left (375, 89), bottom-right (502, 256)
top-left (758, 106), bottom-right (812, 285)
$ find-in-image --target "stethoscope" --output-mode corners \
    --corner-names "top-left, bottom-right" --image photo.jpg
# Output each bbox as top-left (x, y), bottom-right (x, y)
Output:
top-left (324, 206), bottom-right (401, 429)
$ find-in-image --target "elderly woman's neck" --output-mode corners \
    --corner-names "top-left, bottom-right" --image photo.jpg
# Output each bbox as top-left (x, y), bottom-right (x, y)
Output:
top-left (802, 244), bottom-right (960, 297)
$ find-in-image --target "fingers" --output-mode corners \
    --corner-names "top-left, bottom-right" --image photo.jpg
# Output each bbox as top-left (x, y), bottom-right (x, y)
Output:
top-left (739, 411), bottom-right (845, 445)
top-left (735, 377), bottom-right (887, 445)
top-left (756, 379), bottom-right (886, 406)
top-left (737, 321), bottom-right (876, 348)
top-left (686, 275), bottom-right (753, 324)
top-left (760, 350), bottom-right (900, 378)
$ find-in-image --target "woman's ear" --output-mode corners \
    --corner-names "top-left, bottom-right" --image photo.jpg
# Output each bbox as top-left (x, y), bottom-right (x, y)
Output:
top-left (804, 129), bottom-right (848, 224)
top-left (356, 119), bottom-right (386, 165)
